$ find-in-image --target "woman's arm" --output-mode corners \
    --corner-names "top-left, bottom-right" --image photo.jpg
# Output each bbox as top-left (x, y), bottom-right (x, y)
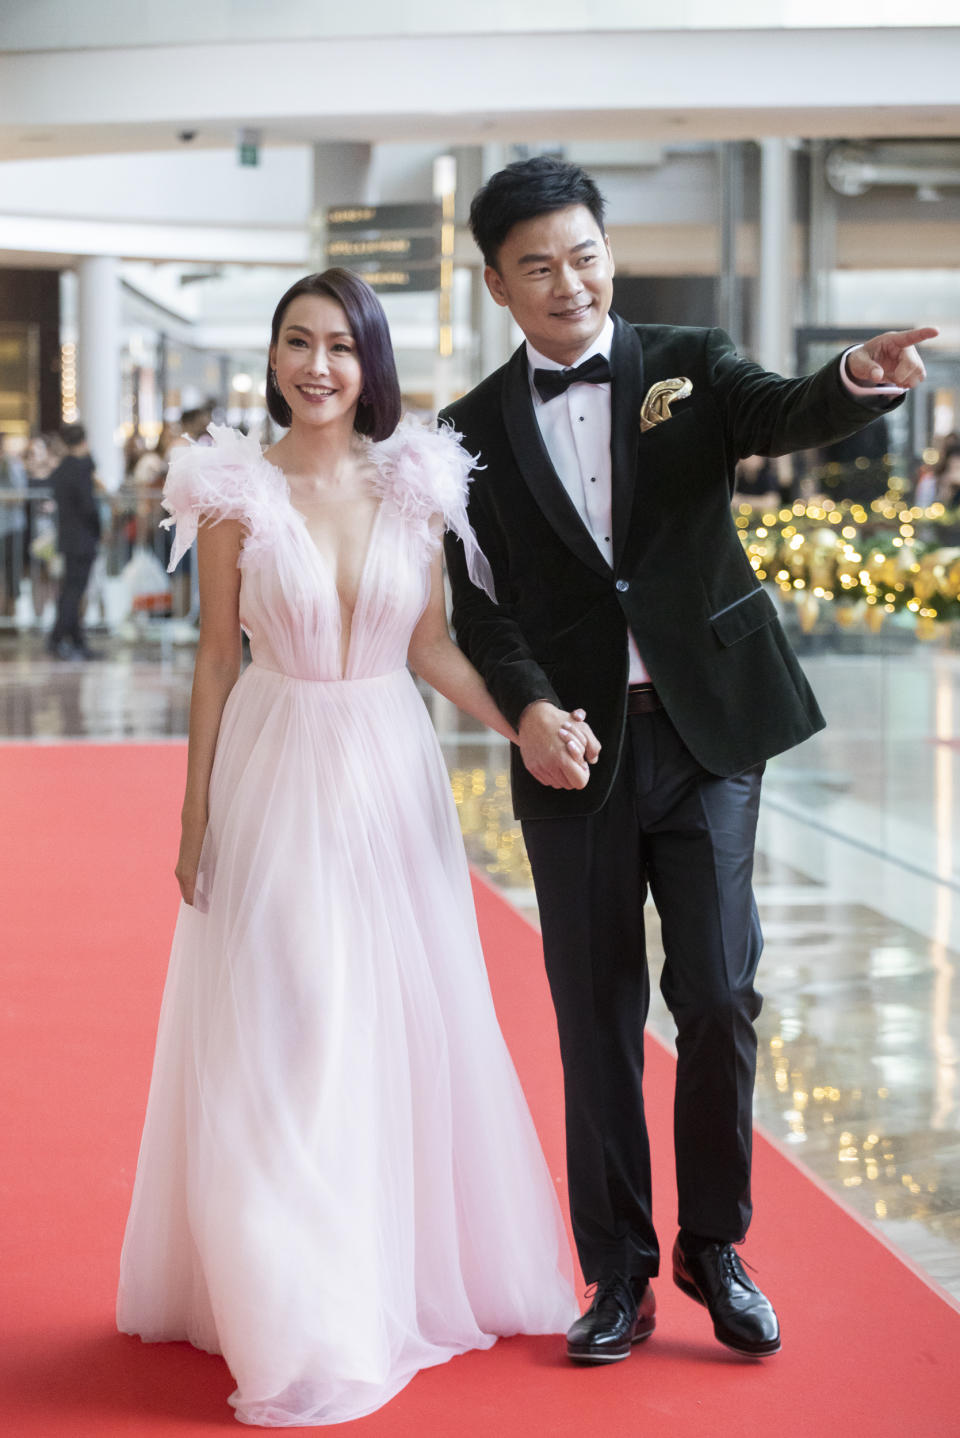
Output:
top-left (408, 554), bottom-right (591, 786)
top-left (176, 517), bottom-right (243, 904)
top-left (442, 510), bottom-right (560, 731)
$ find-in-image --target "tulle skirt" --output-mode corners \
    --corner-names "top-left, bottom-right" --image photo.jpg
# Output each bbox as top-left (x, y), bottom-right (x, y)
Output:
top-left (117, 663), bottom-right (576, 1426)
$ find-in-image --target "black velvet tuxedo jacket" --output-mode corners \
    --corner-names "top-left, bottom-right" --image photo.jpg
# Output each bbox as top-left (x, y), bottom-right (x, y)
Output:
top-left (441, 315), bottom-right (898, 820)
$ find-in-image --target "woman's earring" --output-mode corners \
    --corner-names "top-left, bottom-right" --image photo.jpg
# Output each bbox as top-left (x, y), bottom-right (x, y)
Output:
top-left (269, 369), bottom-right (280, 390)
top-left (359, 388), bottom-right (370, 404)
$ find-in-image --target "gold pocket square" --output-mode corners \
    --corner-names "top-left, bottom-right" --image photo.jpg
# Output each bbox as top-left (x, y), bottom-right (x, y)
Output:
top-left (640, 377), bottom-right (693, 433)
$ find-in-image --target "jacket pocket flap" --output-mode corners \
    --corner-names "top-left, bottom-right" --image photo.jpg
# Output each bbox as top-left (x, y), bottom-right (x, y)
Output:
top-left (709, 586), bottom-right (777, 646)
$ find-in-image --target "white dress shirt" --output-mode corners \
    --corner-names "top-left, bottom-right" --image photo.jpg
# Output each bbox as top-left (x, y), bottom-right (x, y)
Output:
top-left (526, 316), bottom-right (650, 684)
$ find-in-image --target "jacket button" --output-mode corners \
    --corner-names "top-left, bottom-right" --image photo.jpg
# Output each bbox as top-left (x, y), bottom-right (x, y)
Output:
top-left (615, 579), bottom-right (629, 593)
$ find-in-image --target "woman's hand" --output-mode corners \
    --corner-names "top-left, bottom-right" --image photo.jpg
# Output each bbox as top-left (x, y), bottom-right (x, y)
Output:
top-left (517, 701), bottom-right (600, 790)
top-left (175, 811), bottom-right (207, 906)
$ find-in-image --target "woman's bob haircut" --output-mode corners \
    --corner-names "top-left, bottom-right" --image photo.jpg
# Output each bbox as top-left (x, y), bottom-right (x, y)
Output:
top-left (266, 268), bottom-right (401, 442)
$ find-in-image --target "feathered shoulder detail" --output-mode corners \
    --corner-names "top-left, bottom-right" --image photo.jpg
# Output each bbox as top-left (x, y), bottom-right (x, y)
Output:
top-left (371, 416), bottom-right (495, 600)
top-left (160, 425), bottom-right (286, 571)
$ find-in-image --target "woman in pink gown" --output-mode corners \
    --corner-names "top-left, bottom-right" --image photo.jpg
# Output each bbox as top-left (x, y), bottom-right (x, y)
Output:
top-left (116, 269), bottom-right (579, 1426)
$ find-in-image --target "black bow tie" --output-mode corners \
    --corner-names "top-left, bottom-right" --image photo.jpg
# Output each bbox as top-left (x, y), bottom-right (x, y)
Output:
top-left (532, 352), bottom-right (612, 403)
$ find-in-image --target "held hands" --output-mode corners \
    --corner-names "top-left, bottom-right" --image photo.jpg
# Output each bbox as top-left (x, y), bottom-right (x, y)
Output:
top-left (517, 701), bottom-right (601, 791)
top-left (846, 327), bottom-right (939, 389)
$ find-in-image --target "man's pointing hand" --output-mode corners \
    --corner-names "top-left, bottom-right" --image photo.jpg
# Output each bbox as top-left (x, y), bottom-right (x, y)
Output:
top-left (847, 327), bottom-right (939, 389)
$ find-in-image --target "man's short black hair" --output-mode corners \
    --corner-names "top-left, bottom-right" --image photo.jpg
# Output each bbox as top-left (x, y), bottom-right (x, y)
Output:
top-left (469, 155), bottom-right (607, 270)
top-left (59, 423), bottom-right (86, 447)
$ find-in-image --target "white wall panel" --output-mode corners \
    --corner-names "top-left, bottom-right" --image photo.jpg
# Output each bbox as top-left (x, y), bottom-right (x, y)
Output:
top-left (0, 147), bottom-right (312, 225)
top-left (2, 0), bottom-right (956, 50)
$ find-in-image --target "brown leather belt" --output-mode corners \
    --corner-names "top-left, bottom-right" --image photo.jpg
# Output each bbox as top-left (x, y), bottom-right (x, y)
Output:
top-left (626, 683), bottom-right (662, 715)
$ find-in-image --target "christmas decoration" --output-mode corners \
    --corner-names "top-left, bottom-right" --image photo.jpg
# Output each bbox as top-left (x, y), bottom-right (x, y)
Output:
top-left (737, 493), bottom-right (960, 637)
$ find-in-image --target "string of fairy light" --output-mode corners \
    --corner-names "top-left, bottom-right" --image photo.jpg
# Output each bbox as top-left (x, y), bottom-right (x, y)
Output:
top-left (736, 492), bottom-right (960, 635)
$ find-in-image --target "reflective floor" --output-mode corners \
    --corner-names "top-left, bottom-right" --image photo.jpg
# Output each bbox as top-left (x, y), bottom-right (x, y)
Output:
top-left (2, 625), bottom-right (958, 1304)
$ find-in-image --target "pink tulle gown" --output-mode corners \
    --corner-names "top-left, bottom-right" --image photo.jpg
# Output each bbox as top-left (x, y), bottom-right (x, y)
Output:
top-left (116, 422), bottom-right (577, 1427)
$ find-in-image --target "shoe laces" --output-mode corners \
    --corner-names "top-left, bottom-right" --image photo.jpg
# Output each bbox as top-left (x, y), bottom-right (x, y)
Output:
top-left (583, 1271), bottom-right (634, 1319)
top-left (719, 1244), bottom-right (757, 1286)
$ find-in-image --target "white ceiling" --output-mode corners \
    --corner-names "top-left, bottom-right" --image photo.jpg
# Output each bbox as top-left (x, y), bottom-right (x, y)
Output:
top-left (2, 27), bottom-right (959, 164)
top-left (3, 1), bottom-right (957, 51)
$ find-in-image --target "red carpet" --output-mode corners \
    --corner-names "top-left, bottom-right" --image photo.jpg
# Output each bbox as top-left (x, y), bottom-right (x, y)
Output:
top-left (2, 742), bottom-right (960, 1436)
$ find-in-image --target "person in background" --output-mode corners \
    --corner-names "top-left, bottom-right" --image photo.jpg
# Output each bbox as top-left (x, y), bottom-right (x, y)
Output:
top-left (933, 443), bottom-right (960, 508)
top-left (157, 420), bottom-right (182, 461)
top-left (132, 423), bottom-right (182, 555)
top-left (123, 433), bottom-right (146, 481)
top-left (732, 454), bottom-right (789, 510)
top-left (814, 414), bottom-right (891, 505)
top-left (169, 405), bottom-right (214, 452)
top-left (913, 436), bottom-right (960, 509)
top-left (0, 431), bottom-right (29, 620)
top-left (25, 434), bottom-right (60, 626)
top-left (163, 412), bottom-right (213, 613)
top-left (166, 411), bottom-right (213, 605)
top-left (25, 434), bottom-right (56, 483)
top-left (47, 422), bottom-right (102, 659)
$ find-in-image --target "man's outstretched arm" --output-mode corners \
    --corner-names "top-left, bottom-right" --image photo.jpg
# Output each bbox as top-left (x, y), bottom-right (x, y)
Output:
top-left (708, 325), bottom-right (937, 462)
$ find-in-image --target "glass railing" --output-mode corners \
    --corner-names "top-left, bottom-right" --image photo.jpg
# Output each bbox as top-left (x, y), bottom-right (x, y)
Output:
top-left (0, 487), bottom-right (196, 632)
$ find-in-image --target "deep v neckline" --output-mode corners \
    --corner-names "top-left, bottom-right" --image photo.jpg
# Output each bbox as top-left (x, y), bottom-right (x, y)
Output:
top-left (261, 450), bottom-right (387, 678)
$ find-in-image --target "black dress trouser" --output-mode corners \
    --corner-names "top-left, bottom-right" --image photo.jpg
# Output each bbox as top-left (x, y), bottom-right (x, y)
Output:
top-left (51, 552), bottom-right (95, 649)
top-left (522, 706), bottom-right (764, 1283)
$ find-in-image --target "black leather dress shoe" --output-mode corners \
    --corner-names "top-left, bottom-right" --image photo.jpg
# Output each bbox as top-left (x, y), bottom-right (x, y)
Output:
top-left (672, 1237), bottom-right (781, 1356)
top-left (566, 1275), bottom-right (656, 1363)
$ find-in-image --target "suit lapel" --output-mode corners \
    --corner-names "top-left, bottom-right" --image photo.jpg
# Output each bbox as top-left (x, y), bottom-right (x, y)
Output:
top-left (610, 314), bottom-right (644, 570)
top-left (500, 343), bottom-right (611, 581)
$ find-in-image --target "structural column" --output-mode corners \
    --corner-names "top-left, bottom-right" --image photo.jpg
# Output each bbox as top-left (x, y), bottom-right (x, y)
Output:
top-left (806, 139), bottom-right (836, 327)
top-left (717, 141), bottom-right (744, 348)
top-left (758, 138), bottom-right (794, 377)
top-left (77, 255), bottom-right (122, 491)
top-left (309, 141), bottom-right (373, 268)
top-left (476, 143), bottom-right (516, 381)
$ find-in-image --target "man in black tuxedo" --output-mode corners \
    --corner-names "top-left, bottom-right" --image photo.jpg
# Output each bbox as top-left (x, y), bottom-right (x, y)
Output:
top-left (48, 422), bottom-right (102, 659)
top-left (441, 156), bottom-right (935, 1364)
